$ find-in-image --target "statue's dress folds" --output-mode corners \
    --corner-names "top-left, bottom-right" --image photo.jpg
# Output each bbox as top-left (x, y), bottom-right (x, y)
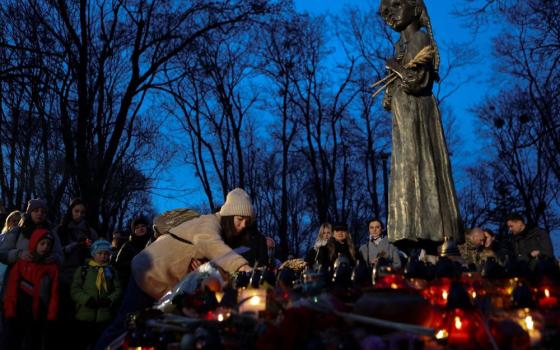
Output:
top-left (386, 32), bottom-right (461, 243)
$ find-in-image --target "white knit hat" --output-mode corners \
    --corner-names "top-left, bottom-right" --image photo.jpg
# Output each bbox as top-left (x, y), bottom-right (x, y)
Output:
top-left (219, 188), bottom-right (254, 217)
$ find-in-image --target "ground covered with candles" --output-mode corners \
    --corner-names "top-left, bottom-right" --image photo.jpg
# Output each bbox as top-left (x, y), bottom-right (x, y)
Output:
top-left (116, 258), bottom-right (560, 350)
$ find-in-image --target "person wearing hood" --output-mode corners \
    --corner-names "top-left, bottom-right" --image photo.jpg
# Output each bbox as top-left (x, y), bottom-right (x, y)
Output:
top-left (3, 228), bottom-right (59, 350)
top-left (94, 188), bottom-right (254, 350)
top-left (114, 216), bottom-right (153, 289)
top-left (71, 239), bottom-right (122, 350)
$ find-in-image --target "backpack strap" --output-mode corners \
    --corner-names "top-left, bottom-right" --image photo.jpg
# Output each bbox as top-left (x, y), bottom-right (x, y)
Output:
top-left (168, 232), bottom-right (193, 245)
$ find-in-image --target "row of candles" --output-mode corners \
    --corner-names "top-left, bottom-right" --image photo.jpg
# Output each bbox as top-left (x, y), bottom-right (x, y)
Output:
top-left (202, 273), bottom-right (558, 348)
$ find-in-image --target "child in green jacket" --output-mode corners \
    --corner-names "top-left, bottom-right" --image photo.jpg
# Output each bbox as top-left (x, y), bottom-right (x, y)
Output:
top-left (71, 239), bottom-right (122, 350)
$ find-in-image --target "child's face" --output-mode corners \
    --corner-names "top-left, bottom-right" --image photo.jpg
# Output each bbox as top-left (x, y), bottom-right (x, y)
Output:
top-left (71, 204), bottom-right (87, 222)
top-left (93, 250), bottom-right (111, 265)
top-left (31, 208), bottom-right (47, 224)
top-left (380, 0), bottom-right (417, 32)
top-left (36, 238), bottom-right (53, 256)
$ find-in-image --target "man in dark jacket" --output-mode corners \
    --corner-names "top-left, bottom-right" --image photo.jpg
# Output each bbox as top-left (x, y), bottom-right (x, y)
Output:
top-left (506, 213), bottom-right (554, 262)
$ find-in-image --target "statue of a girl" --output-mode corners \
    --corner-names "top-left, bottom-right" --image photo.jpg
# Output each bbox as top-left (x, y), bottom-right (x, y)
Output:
top-left (379, 0), bottom-right (462, 251)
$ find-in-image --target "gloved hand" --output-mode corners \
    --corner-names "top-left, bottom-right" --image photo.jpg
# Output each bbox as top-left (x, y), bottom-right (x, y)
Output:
top-left (97, 297), bottom-right (112, 308)
top-left (85, 298), bottom-right (98, 308)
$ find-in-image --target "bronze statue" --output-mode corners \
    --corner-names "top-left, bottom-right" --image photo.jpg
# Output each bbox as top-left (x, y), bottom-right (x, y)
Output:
top-left (378, 0), bottom-right (462, 249)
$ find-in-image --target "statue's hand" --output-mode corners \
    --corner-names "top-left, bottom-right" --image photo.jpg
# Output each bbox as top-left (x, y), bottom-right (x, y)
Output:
top-left (385, 58), bottom-right (403, 77)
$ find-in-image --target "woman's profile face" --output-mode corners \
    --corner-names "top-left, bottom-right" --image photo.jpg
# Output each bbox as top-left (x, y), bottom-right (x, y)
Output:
top-left (233, 216), bottom-right (251, 235)
top-left (71, 204), bottom-right (87, 223)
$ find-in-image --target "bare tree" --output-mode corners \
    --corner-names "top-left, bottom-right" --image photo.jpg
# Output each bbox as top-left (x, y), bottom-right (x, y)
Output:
top-left (1, 0), bottom-right (273, 231)
top-left (475, 88), bottom-right (559, 230)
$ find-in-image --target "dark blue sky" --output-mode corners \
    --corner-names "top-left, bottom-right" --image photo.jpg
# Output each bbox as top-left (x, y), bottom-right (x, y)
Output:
top-left (152, 0), bottom-right (495, 212)
top-left (149, 0), bottom-right (558, 255)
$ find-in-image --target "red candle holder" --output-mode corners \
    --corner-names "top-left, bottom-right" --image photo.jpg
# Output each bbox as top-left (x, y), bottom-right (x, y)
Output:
top-left (538, 287), bottom-right (558, 309)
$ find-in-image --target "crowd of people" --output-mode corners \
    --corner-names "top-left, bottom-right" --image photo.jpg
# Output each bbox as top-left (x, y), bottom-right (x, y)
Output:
top-left (305, 215), bottom-right (556, 279)
top-left (0, 188), bottom-right (557, 350)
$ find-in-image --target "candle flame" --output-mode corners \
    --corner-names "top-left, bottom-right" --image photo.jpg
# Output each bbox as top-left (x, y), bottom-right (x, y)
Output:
top-left (442, 290), bottom-right (448, 300)
top-left (435, 329), bottom-right (448, 339)
top-left (454, 316), bottom-right (462, 330)
top-left (471, 291), bottom-right (477, 299)
top-left (544, 289), bottom-right (550, 298)
top-left (390, 283), bottom-right (398, 289)
top-left (215, 292), bottom-right (224, 303)
top-left (218, 313), bottom-right (224, 322)
top-left (524, 316), bottom-right (534, 330)
top-left (250, 296), bottom-right (261, 305)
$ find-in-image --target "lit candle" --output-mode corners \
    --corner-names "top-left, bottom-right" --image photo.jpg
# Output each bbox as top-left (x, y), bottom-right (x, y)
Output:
top-left (238, 289), bottom-right (267, 315)
top-left (515, 309), bottom-right (542, 346)
top-left (538, 288), bottom-right (558, 308)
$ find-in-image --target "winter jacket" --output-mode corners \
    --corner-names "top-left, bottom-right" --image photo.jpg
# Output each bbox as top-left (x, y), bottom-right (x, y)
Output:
top-left (70, 260), bottom-right (122, 323)
top-left (317, 239), bottom-right (356, 269)
top-left (359, 236), bottom-right (402, 269)
top-left (132, 214), bottom-right (248, 299)
top-left (114, 231), bottom-right (152, 288)
top-left (512, 226), bottom-right (554, 262)
top-left (0, 221), bottom-right (63, 265)
top-left (55, 220), bottom-right (98, 285)
top-left (236, 230), bottom-right (269, 268)
top-left (3, 228), bottom-right (59, 320)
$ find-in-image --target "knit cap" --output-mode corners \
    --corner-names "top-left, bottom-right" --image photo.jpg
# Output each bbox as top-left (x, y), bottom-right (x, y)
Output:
top-left (26, 199), bottom-right (47, 214)
top-left (219, 188), bottom-right (254, 217)
top-left (90, 239), bottom-right (112, 256)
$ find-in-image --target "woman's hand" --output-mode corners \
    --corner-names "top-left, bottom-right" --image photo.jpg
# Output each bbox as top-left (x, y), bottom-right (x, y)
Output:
top-left (18, 250), bottom-right (33, 261)
top-left (189, 259), bottom-right (203, 271)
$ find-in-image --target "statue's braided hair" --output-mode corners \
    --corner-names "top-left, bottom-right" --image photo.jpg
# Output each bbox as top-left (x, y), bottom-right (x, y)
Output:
top-left (413, 0), bottom-right (440, 81)
top-left (378, 0), bottom-right (441, 80)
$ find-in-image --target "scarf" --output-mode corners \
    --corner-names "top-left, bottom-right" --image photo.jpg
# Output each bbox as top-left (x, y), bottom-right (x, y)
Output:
top-left (314, 238), bottom-right (329, 250)
top-left (88, 259), bottom-right (108, 295)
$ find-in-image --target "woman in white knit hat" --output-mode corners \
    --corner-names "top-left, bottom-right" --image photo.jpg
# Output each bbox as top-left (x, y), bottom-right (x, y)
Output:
top-left (94, 188), bottom-right (254, 350)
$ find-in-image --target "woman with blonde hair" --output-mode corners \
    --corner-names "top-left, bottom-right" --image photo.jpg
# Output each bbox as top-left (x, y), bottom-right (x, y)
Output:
top-left (1, 210), bottom-right (22, 288)
top-left (305, 223), bottom-right (332, 266)
top-left (1, 210), bottom-right (21, 234)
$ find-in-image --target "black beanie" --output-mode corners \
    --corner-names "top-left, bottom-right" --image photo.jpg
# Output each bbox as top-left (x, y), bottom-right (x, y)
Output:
top-left (131, 216), bottom-right (149, 232)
